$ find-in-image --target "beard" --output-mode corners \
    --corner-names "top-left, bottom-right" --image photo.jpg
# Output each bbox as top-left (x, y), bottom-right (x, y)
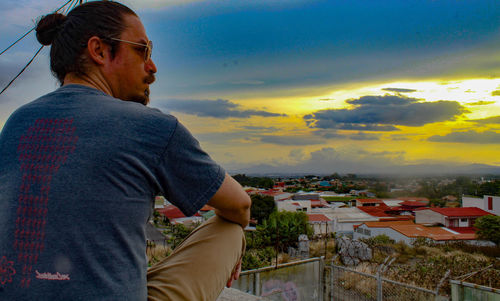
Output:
top-left (127, 73), bottom-right (155, 105)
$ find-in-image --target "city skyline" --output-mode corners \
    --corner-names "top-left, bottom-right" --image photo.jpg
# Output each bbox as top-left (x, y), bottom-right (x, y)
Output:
top-left (1, 0), bottom-right (499, 175)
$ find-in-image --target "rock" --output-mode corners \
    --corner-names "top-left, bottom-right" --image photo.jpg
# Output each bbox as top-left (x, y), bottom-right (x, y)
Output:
top-left (336, 236), bottom-right (372, 265)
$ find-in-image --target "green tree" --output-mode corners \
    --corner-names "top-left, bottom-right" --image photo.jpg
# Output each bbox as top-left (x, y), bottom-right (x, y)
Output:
top-left (259, 211), bottom-right (313, 251)
top-left (475, 215), bottom-right (500, 246)
top-left (232, 174), bottom-right (274, 189)
top-left (250, 194), bottom-right (277, 224)
top-left (478, 180), bottom-right (500, 197)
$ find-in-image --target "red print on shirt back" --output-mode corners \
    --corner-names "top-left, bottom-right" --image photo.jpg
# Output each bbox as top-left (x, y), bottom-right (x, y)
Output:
top-left (9, 118), bottom-right (78, 288)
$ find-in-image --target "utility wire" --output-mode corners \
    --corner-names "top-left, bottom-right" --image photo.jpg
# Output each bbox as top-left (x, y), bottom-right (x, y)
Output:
top-left (0, 46), bottom-right (44, 96)
top-left (0, 0), bottom-right (73, 57)
top-left (0, 28), bottom-right (35, 57)
top-left (63, 0), bottom-right (79, 14)
top-left (0, 0), bottom-right (78, 96)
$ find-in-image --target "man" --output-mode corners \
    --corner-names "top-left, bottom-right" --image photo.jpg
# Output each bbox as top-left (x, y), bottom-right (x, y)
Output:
top-left (0, 1), bottom-right (250, 300)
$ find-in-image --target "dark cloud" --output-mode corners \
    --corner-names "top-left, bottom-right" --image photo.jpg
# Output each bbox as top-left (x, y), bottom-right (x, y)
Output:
top-left (259, 135), bottom-right (324, 145)
top-left (346, 95), bottom-right (417, 106)
top-left (349, 132), bottom-right (381, 140)
top-left (313, 130), bottom-right (381, 140)
top-left (158, 99), bottom-right (287, 119)
top-left (428, 130), bottom-right (500, 144)
top-left (382, 88), bottom-right (417, 93)
top-left (468, 115), bottom-right (500, 124)
top-left (304, 95), bottom-right (468, 130)
top-left (313, 130), bottom-right (343, 139)
top-left (492, 90), bottom-right (500, 96)
top-left (468, 101), bottom-right (495, 106)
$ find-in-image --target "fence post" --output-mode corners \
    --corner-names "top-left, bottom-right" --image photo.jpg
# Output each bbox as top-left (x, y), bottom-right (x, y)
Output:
top-left (320, 256), bottom-right (325, 301)
top-left (254, 272), bottom-right (260, 296)
top-left (435, 270), bottom-right (450, 297)
top-left (330, 256), bottom-right (337, 301)
top-left (376, 268), bottom-right (383, 301)
top-left (376, 260), bottom-right (387, 301)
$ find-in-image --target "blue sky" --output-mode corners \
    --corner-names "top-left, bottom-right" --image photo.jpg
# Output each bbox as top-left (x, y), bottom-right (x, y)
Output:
top-left (1, 0), bottom-right (499, 175)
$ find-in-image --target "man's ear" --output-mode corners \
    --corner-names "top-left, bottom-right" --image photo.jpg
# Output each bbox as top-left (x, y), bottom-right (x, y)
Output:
top-left (86, 36), bottom-right (109, 66)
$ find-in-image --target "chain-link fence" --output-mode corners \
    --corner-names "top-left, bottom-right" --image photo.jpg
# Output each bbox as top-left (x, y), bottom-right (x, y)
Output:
top-left (327, 264), bottom-right (442, 301)
top-left (450, 280), bottom-right (500, 300)
top-left (232, 257), bottom-right (324, 301)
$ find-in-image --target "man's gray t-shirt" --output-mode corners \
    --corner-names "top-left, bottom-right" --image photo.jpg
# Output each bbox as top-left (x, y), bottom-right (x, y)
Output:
top-left (0, 85), bottom-right (225, 300)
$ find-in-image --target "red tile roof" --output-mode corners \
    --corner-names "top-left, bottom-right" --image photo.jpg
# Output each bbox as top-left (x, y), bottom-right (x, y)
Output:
top-left (358, 206), bottom-right (392, 217)
top-left (310, 199), bottom-right (328, 208)
top-left (157, 205), bottom-right (186, 219)
top-left (259, 190), bottom-right (287, 197)
top-left (356, 199), bottom-right (384, 204)
top-left (360, 222), bottom-right (476, 241)
top-left (199, 205), bottom-right (215, 211)
top-left (157, 205), bottom-right (203, 219)
top-left (396, 197), bottom-right (430, 203)
top-left (448, 227), bottom-right (477, 234)
top-left (359, 220), bottom-right (414, 228)
top-left (429, 207), bottom-right (492, 217)
top-left (308, 214), bottom-right (332, 222)
top-left (399, 201), bottom-right (427, 207)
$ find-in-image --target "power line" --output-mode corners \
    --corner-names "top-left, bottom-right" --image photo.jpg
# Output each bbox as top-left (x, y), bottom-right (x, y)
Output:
top-left (0, 0), bottom-right (73, 57)
top-left (0, 46), bottom-right (44, 96)
top-left (0, 28), bottom-right (35, 57)
top-left (63, 0), bottom-right (79, 15)
top-left (0, 0), bottom-right (80, 96)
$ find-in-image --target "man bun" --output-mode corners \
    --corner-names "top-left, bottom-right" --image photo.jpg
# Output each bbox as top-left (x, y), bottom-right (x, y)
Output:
top-left (36, 13), bottom-right (67, 46)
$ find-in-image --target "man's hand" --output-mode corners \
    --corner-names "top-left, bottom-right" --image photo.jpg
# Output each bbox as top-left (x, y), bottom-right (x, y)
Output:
top-left (226, 257), bottom-right (242, 287)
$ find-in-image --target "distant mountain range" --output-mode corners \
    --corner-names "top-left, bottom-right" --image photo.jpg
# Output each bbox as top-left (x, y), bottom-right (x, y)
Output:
top-left (228, 162), bottom-right (500, 177)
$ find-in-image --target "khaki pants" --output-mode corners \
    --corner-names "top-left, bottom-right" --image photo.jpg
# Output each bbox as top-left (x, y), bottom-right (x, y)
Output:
top-left (147, 216), bottom-right (245, 301)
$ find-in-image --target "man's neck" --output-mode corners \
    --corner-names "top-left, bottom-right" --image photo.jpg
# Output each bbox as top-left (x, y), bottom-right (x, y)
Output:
top-left (63, 73), bottom-right (114, 98)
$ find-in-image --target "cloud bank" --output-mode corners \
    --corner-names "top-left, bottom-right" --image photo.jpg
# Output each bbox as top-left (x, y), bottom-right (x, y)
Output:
top-left (157, 98), bottom-right (287, 119)
top-left (304, 95), bottom-right (468, 131)
top-left (428, 130), bottom-right (500, 144)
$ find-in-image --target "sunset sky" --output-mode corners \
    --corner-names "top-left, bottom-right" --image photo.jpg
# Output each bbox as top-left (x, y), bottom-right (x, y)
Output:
top-left (1, 0), bottom-right (499, 175)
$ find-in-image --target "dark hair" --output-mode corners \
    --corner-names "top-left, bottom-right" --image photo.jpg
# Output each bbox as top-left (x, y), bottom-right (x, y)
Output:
top-left (35, 1), bottom-right (137, 84)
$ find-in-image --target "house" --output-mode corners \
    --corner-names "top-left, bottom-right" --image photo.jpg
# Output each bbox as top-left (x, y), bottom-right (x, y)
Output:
top-left (395, 197), bottom-right (430, 204)
top-left (293, 192), bottom-right (320, 200)
top-left (353, 221), bottom-right (479, 245)
top-left (312, 207), bottom-right (379, 234)
top-left (442, 195), bottom-right (458, 202)
top-left (277, 200), bottom-right (311, 213)
top-left (462, 195), bottom-right (499, 216)
top-left (350, 190), bottom-right (376, 198)
top-left (307, 214), bottom-right (332, 236)
top-left (258, 189), bottom-right (293, 201)
top-left (154, 196), bottom-right (167, 209)
top-left (415, 207), bottom-right (493, 228)
top-left (357, 204), bottom-right (414, 221)
top-left (310, 199), bottom-right (329, 209)
top-left (156, 204), bottom-right (204, 225)
top-left (354, 199), bottom-right (384, 207)
top-left (399, 201), bottom-right (427, 210)
top-left (385, 201), bottom-right (428, 216)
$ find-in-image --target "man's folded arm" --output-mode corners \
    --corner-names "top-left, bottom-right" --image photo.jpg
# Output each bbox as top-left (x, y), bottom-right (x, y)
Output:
top-left (207, 173), bottom-right (251, 228)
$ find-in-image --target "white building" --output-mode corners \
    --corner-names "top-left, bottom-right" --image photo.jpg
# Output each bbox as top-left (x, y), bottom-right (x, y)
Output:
top-left (312, 207), bottom-right (378, 234)
top-left (277, 200), bottom-right (311, 212)
top-left (353, 221), bottom-right (482, 245)
top-left (462, 195), bottom-right (499, 216)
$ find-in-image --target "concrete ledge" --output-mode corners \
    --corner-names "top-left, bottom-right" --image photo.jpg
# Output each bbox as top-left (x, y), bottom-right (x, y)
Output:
top-left (217, 288), bottom-right (263, 301)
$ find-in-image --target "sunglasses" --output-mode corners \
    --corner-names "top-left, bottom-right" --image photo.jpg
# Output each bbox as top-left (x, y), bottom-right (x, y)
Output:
top-left (109, 38), bottom-right (153, 62)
